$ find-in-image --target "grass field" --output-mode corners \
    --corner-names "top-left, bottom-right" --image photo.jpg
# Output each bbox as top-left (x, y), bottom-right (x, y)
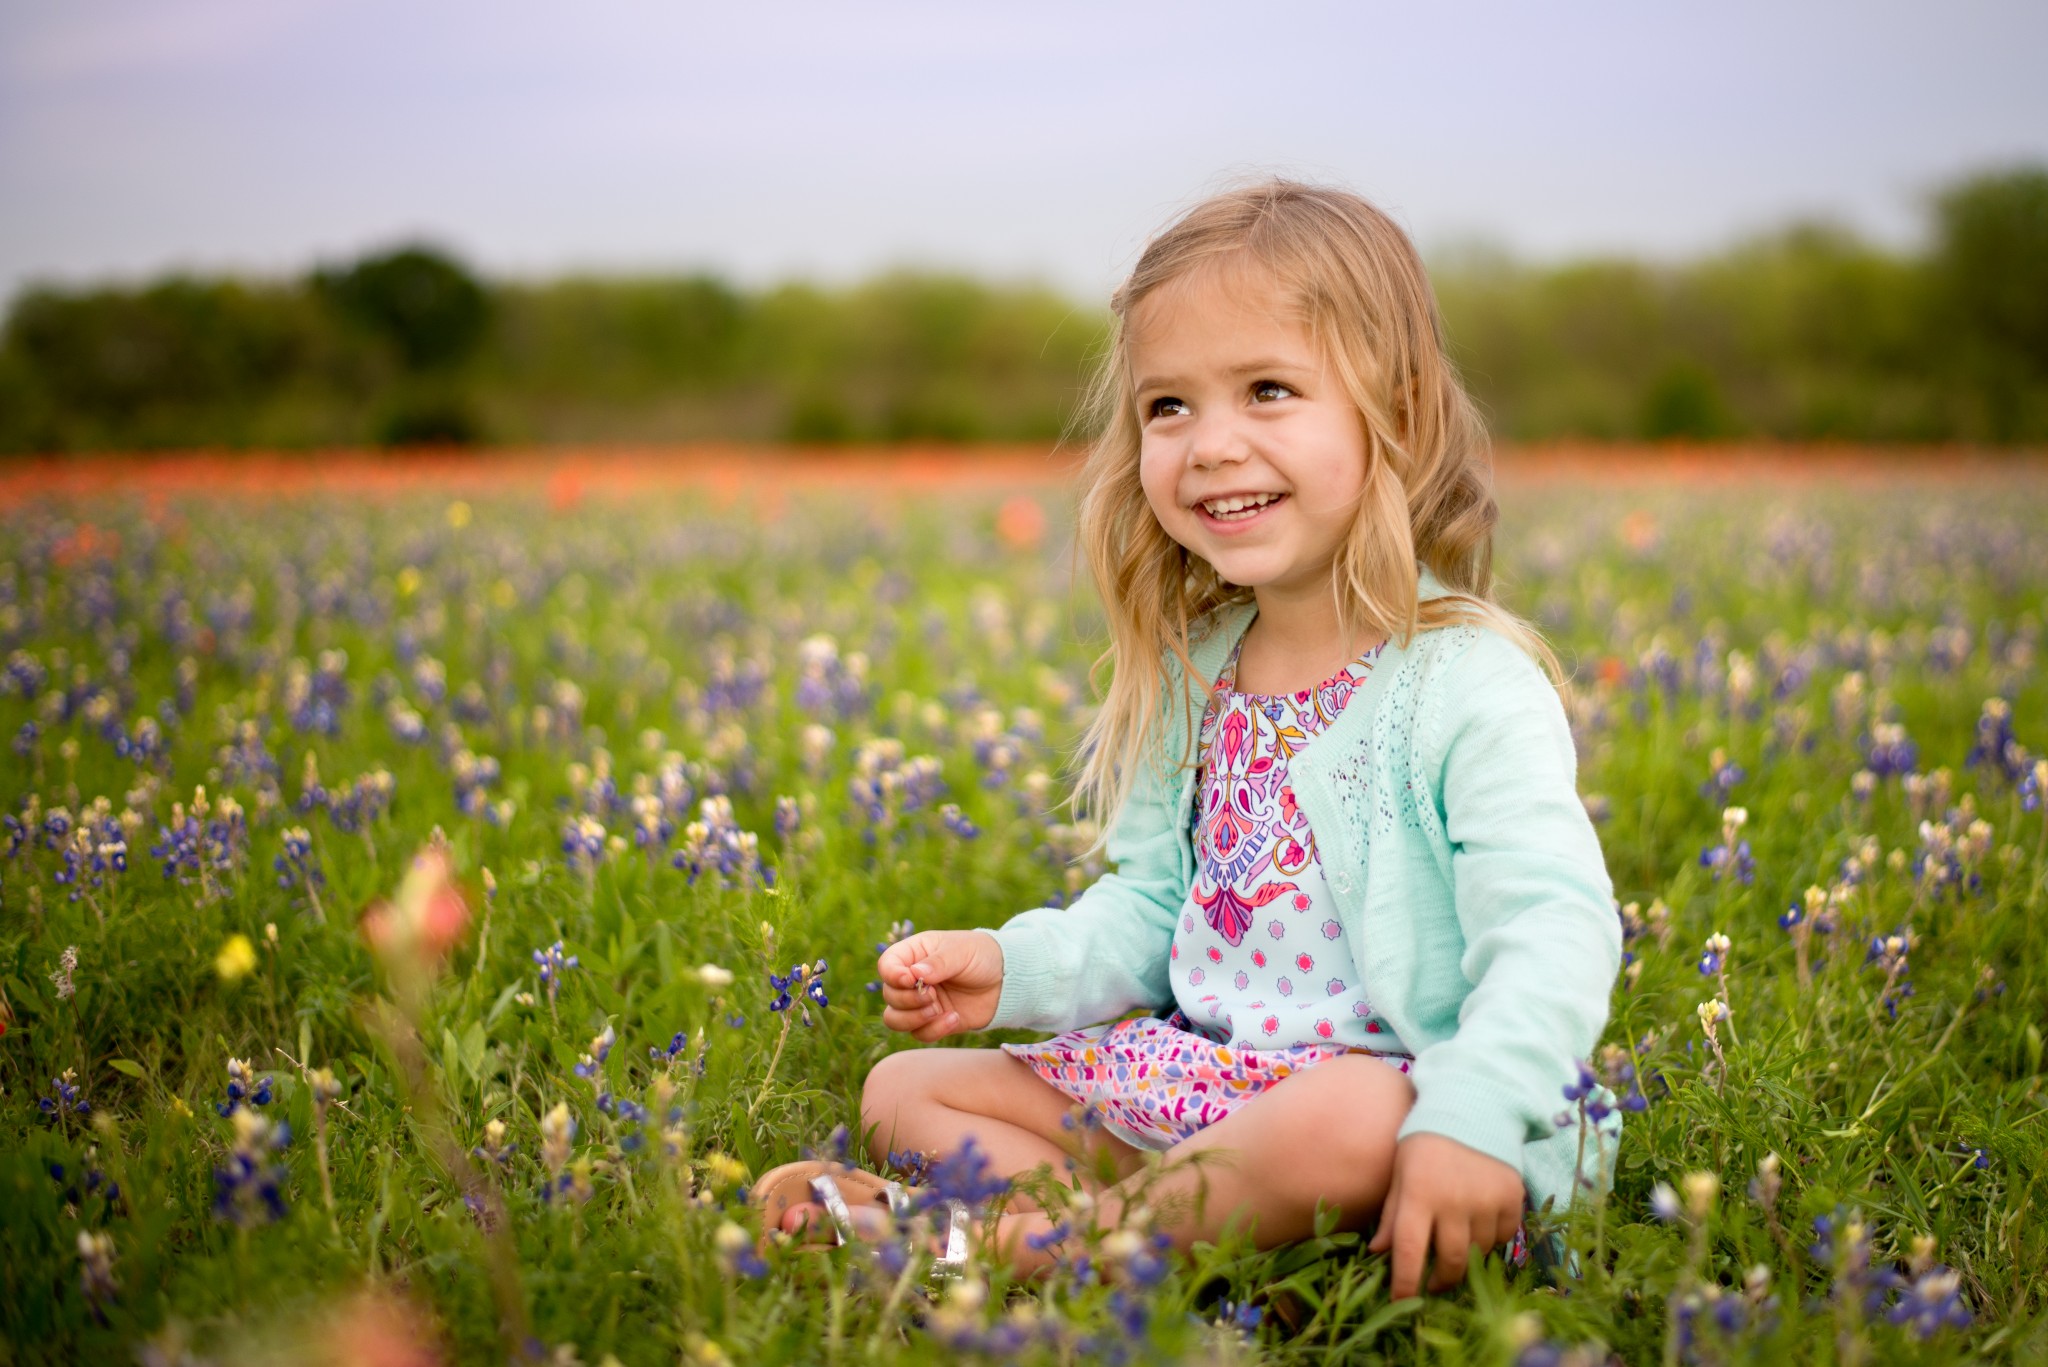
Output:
top-left (1, 451), bottom-right (2045, 1365)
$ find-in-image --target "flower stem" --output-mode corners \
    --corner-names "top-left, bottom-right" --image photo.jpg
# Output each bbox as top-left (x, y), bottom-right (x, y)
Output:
top-left (747, 1014), bottom-right (794, 1122)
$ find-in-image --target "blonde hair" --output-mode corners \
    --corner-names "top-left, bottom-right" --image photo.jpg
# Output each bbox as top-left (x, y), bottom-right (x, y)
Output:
top-left (1071, 178), bottom-right (1561, 831)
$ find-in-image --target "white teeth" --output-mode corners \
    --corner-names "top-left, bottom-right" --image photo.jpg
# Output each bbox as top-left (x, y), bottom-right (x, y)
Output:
top-left (1202, 492), bottom-right (1281, 517)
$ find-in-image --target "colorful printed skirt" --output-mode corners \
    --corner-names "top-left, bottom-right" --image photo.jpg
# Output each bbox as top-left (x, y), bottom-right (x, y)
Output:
top-left (1000, 1008), bottom-right (1414, 1152)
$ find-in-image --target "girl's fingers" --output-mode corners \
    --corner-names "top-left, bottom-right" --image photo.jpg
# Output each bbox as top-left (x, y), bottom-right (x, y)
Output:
top-left (880, 999), bottom-right (949, 1032)
top-left (1388, 1205), bottom-right (1430, 1299)
top-left (878, 983), bottom-right (929, 1011)
top-left (1468, 1213), bottom-right (1498, 1262)
top-left (909, 1011), bottom-right (960, 1043)
top-left (1428, 1215), bottom-right (1471, 1292)
top-left (1366, 1184), bottom-right (1398, 1254)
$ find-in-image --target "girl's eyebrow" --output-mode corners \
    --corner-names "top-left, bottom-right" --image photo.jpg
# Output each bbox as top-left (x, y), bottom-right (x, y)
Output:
top-left (1134, 358), bottom-right (1311, 394)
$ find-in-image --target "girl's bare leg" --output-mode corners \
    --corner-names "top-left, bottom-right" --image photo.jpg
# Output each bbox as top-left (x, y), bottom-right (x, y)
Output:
top-left (992, 1054), bottom-right (1414, 1273)
top-left (778, 1047), bottom-right (1143, 1234)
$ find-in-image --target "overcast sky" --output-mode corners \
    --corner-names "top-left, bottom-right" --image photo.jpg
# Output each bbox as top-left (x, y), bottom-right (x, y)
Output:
top-left (3, 0), bottom-right (2044, 306)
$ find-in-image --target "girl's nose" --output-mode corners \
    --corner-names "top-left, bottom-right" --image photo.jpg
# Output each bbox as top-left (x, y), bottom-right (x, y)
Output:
top-left (1187, 411), bottom-right (1248, 468)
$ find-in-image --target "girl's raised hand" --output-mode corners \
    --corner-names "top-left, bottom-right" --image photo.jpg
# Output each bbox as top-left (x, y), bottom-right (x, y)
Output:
top-left (875, 930), bottom-right (1005, 1041)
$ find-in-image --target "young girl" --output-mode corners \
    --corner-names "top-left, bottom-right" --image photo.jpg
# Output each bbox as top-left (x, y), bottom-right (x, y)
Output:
top-left (762, 179), bottom-right (1621, 1298)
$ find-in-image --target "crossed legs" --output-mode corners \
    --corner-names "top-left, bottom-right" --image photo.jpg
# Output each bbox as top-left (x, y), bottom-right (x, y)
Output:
top-left (781, 1045), bottom-right (1416, 1276)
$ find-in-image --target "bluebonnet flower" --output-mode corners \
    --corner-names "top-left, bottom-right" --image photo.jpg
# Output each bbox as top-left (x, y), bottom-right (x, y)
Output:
top-left (939, 803), bottom-right (980, 839)
top-left (1212, 1299), bottom-right (1262, 1335)
top-left (282, 650), bottom-right (352, 735)
top-left (451, 749), bottom-right (502, 817)
top-left (1698, 748), bottom-right (1745, 803)
top-left (1599, 1044), bottom-right (1649, 1112)
top-left (385, 701), bottom-right (428, 745)
top-left (767, 959), bottom-right (829, 1026)
top-left (1698, 808), bottom-right (1754, 885)
top-left (539, 1102), bottom-right (580, 1203)
top-left (650, 1028), bottom-right (709, 1077)
top-left (887, 1148), bottom-right (937, 1187)
top-left (37, 1069), bottom-right (89, 1120)
top-left (917, 1135), bottom-right (1010, 1213)
top-left (1863, 722), bottom-right (1918, 778)
top-left (473, 1119), bottom-right (516, 1166)
top-left (217, 1057), bottom-right (273, 1117)
top-left (77, 1229), bottom-right (118, 1311)
top-left (714, 1219), bottom-right (768, 1278)
top-left (1865, 930), bottom-right (1915, 1019)
top-left (1810, 1209), bottom-right (1903, 1315)
top-left (2022, 759), bottom-right (2046, 813)
top-left (213, 1107), bottom-right (291, 1226)
top-left (150, 789), bottom-right (246, 894)
top-left (323, 768), bottom-right (396, 835)
top-left (1697, 932), bottom-right (1730, 977)
top-left (4, 649), bottom-right (46, 697)
top-left (534, 940), bottom-right (579, 1010)
top-left (671, 796), bottom-right (771, 889)
top-left (1648, 1183), bottom-right (1681, 1222)
top-left (574, 1025), bottom-right (616, 1084)
top-left (1890, 1267), bottom-right (1972, 1338)
top-left (1025, 1220), bottom-right (1072, 1253)
top-left (1951, 1141), bottom-right (1990, 1171)
top-left (273, 825), bottom-right (328, 921)
top-left (562, 814), bottom-right (608, 871)
top-left (1964, 698), bottom-right (2024, 784)
top-left (773, 795), bottom-right (801, 839)
top-left (793, 634), bottom-right (872, 720)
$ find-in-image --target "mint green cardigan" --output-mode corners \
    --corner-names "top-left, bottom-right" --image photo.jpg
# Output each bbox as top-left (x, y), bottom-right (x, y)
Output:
top-left (984, 573), bottom-right (1622, 1215)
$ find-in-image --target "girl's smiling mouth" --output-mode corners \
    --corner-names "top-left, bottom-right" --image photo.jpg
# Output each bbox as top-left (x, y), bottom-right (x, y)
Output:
top-left (1197, 491), bottom-right (1288, 526)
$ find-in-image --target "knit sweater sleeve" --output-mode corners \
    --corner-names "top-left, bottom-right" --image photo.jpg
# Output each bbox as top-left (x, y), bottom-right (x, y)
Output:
top-left (1396, 633), bottom-right (1621, 1189)
top-left (979, 742), bottom-right (1186, 1033)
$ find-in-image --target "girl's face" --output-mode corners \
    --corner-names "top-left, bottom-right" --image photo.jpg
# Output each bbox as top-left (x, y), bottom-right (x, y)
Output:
top-left (1130, 262), bottom-right (1369, 609)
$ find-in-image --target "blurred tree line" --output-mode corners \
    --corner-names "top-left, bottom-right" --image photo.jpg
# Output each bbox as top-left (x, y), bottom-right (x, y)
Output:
top-left (2, 166), bottom-right (2043, 454)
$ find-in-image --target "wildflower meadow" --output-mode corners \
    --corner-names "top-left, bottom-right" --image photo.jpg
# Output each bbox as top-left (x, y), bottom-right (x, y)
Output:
top-left (1, 469), bottom-right (2044, 1365)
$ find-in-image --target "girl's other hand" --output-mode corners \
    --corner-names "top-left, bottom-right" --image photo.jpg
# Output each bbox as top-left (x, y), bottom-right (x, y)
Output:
top-left (876, 930), bottom-right (1005, 1041)
top-left (1367, 1132), bottom-right (1526, 1298)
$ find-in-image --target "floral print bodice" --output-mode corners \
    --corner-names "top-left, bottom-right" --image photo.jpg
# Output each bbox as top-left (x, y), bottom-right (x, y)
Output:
top-left (1168, 637), bottom-right (1406, 1052)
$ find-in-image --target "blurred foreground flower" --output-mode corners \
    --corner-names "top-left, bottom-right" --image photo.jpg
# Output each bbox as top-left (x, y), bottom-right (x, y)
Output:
top-left (214, 1106), bottom-right (291, 1226)
top-left (361, 845), bottom-right (470, 971)
top-left (215, 934), bottom-right (257, 982)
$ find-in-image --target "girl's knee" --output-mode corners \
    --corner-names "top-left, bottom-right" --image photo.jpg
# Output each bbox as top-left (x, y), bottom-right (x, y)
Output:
top-left (1297, 1057), bottom-right (1413, 1173)
top-left (859, 1049), bottom-right (925, 1142)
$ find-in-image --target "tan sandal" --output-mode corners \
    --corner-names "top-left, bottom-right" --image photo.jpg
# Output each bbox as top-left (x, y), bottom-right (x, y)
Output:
top-left (751, 1160), bottom-right (906, 1241)
top-left (749, 1159), bottom-right (972, 1281)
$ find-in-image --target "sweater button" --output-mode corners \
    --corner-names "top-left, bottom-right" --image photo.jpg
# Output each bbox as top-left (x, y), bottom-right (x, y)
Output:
top-left (1333, 872), bottom-right (1352, 893)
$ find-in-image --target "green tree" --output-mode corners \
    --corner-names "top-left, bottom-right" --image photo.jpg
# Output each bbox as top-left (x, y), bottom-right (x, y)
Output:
top-left (1928, 166), bottom-right (2048, 439)
top-left (316, 245), bottom-right (489, 373)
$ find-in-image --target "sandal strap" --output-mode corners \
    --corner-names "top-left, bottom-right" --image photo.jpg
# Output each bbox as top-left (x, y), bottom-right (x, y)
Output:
top-left (927, 1199), bottom-right (972, 1281)
top-left (808, 1174), bottom-right (856, 1247)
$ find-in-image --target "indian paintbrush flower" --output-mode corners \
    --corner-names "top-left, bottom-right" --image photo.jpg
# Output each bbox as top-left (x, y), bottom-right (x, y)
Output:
top-left (360, 844), bottom-right (469, 970)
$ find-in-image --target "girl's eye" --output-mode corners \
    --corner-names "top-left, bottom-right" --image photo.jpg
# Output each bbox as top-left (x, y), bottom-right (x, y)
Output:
top-left (1251, 380), bottom-right (1295, 403)
top-left (1147, 396), bottom-right (1189, 420)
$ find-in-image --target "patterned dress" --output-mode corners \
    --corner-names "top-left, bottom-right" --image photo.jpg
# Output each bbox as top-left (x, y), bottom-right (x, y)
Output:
top-left (1004, 637), bottom-right (1412, 1151)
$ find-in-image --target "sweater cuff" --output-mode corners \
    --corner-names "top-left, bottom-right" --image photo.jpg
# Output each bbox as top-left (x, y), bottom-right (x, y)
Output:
top-left (985, 923), bottom-right (1058, 1030)
top-left (1398, 1078), bottom-right (1531, 1178)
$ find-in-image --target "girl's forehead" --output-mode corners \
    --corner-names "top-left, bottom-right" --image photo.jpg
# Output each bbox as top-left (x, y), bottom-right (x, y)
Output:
top-left (1128, 260), bottom-right (1315, 356)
